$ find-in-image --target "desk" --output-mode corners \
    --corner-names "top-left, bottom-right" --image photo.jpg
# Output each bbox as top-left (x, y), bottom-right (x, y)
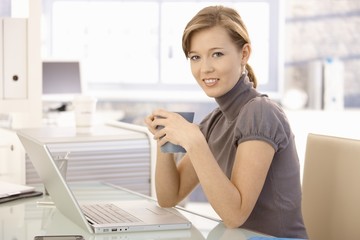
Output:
top-left (22, 125), bottom-right (153, 196)
top-left (0, 182), bottom-right (266, 240)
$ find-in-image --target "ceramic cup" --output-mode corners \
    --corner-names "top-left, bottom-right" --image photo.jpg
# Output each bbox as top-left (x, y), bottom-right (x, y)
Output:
top-left (158, 112), bottom-right (195, 153)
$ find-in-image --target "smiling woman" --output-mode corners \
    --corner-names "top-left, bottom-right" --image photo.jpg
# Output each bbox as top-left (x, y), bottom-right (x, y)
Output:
top-left (144, 5), bottom-right (307, 238)
top-left (187, 26), bottom-right (250, 98)
top-left (41, 0), bottom-right (284, 102)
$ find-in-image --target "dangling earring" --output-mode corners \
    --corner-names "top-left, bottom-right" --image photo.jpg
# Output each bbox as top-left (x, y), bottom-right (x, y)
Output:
top-left (241, 65), bottom-right (246, 75)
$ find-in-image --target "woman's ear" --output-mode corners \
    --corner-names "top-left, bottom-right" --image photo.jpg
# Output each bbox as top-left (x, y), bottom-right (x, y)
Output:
top-left (241, 43), bottom-right (251, 64)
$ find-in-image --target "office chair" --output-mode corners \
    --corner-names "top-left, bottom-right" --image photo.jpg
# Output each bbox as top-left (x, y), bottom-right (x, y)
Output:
top-left (302, 133), bottom-right (360, 240)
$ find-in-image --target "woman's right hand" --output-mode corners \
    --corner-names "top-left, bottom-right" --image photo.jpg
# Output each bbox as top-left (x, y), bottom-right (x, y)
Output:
top-left (144, 111), bottom-right (158, 136)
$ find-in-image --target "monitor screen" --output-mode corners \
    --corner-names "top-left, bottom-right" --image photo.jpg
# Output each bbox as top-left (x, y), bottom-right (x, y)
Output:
top-left (42, 61), bottom-right (82, 102)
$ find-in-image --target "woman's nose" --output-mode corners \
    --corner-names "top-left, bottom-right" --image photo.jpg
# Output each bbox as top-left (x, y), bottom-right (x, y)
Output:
top-left (201, 59), bottom-right (215, 73)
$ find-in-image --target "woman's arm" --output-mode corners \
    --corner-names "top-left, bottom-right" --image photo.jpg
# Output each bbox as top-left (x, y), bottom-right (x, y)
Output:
top-left (144, 110), bottom-right (199, 206)
top-left (154, 148), bottom-right (199, 207)
top-left (186, 136), bottom-right (274, 228)
top-left (145, 109), bottom-right (274, 228)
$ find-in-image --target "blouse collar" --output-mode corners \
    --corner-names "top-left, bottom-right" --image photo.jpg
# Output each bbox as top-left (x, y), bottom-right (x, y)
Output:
top-left (215, 72), bottom-right (260, 121)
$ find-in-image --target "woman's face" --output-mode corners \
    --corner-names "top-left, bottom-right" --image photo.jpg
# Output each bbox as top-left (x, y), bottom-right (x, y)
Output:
top-left (188, 26), bottom-right (246, 98)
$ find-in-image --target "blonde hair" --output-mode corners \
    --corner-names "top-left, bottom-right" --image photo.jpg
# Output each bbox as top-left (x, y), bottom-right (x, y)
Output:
top-left (182, 5), bottom-right (257, 88)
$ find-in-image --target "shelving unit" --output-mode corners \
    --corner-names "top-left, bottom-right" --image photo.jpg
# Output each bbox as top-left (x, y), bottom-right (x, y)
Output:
top-left (0, 0), bottom-right (41, 184)
top-left (0, 0), bottom-right (42, 128)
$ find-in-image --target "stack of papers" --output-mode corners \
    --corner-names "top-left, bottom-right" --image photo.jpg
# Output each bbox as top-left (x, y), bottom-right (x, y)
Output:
top-left (0, 181), bottom-right (43, 203)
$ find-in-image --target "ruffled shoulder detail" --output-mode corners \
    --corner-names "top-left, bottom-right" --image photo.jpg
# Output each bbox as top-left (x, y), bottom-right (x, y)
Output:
top-left (235, 96), bottom-right (291, 152)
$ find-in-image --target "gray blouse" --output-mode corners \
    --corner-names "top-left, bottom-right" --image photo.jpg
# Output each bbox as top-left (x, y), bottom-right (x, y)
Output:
top-left (199, 73), bottom-right (308, 238)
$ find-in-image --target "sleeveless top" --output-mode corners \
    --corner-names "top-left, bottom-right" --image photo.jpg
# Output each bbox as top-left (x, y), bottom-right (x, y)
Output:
top-left (199, 73), bottom-right (308, 238)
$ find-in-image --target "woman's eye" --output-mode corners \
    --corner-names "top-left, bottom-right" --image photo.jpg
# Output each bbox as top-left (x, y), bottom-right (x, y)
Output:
top-left (213, 52), bottom-right (224, 58)
top-left (189, 55), bottom-right (200, 61)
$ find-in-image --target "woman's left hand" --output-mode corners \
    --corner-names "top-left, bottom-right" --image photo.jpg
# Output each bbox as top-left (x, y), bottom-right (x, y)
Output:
top-left (147, 109), bottom-right (199, 151)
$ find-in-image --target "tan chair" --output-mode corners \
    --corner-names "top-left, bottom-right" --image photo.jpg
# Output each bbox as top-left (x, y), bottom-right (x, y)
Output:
top-left (302, 133), bottom-right (360, 240)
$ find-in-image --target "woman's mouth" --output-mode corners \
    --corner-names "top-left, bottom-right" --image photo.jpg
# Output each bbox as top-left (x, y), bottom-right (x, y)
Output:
top-left (203, 78), bottom-right (219, 87)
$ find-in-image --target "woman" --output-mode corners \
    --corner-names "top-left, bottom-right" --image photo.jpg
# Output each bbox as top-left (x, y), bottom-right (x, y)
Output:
top-left (145, 5), bottom-right (307, 238)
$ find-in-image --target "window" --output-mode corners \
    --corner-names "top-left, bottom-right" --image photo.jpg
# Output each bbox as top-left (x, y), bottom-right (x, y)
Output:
top-left (42, 0), bottom-right (284, 101)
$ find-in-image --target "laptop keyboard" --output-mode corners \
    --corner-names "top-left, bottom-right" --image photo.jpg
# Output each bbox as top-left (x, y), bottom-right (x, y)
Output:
top-left (81, 203), bottom-right (142, 224)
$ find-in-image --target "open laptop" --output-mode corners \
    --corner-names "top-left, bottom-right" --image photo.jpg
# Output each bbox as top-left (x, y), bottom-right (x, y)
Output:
top-left (17, 129), bottom-right (191, 234)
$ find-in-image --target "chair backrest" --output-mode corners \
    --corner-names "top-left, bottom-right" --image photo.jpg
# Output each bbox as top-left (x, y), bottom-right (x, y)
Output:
top-left (302, 133), bottom-right (360, 240)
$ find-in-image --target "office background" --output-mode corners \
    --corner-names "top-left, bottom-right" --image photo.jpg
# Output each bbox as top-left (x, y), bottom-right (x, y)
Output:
top-left (2, 0), bottom-right (359, 113)
top-left (1, 2), bottom-right (360, 239)
top-left (1, 0), bottom-right (360, 198)
top-left (40, 0), bottom-right (360, 123)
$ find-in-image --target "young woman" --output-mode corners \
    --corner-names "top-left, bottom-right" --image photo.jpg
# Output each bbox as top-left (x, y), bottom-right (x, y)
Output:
top-left (145, 5), bottom-right (307, 238)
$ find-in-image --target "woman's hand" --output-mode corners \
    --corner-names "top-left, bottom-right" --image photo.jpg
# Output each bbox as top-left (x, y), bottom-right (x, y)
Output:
top-left (144, 109), bottom-right (201, 207)
top-left (144, 109), bottom-right (198, 151)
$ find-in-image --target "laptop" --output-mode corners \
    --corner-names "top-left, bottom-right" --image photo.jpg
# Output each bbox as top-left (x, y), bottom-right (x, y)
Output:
top-left (17, 129), bottom-right (191, 234)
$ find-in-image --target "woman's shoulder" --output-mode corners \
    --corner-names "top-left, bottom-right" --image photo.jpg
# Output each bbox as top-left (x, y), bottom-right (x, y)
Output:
top-left (236, 95), bottom-right (291, 151)
top-left (241, 95), bottom-right (286, 118)
top-left (246, 94), bottom-right (280, 107)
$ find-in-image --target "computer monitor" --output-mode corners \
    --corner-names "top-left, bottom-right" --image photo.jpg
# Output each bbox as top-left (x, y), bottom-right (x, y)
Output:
top-left (42, 60), bottom-right (83, 112)
top-left (42, 60), bottom-right (83, 103)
